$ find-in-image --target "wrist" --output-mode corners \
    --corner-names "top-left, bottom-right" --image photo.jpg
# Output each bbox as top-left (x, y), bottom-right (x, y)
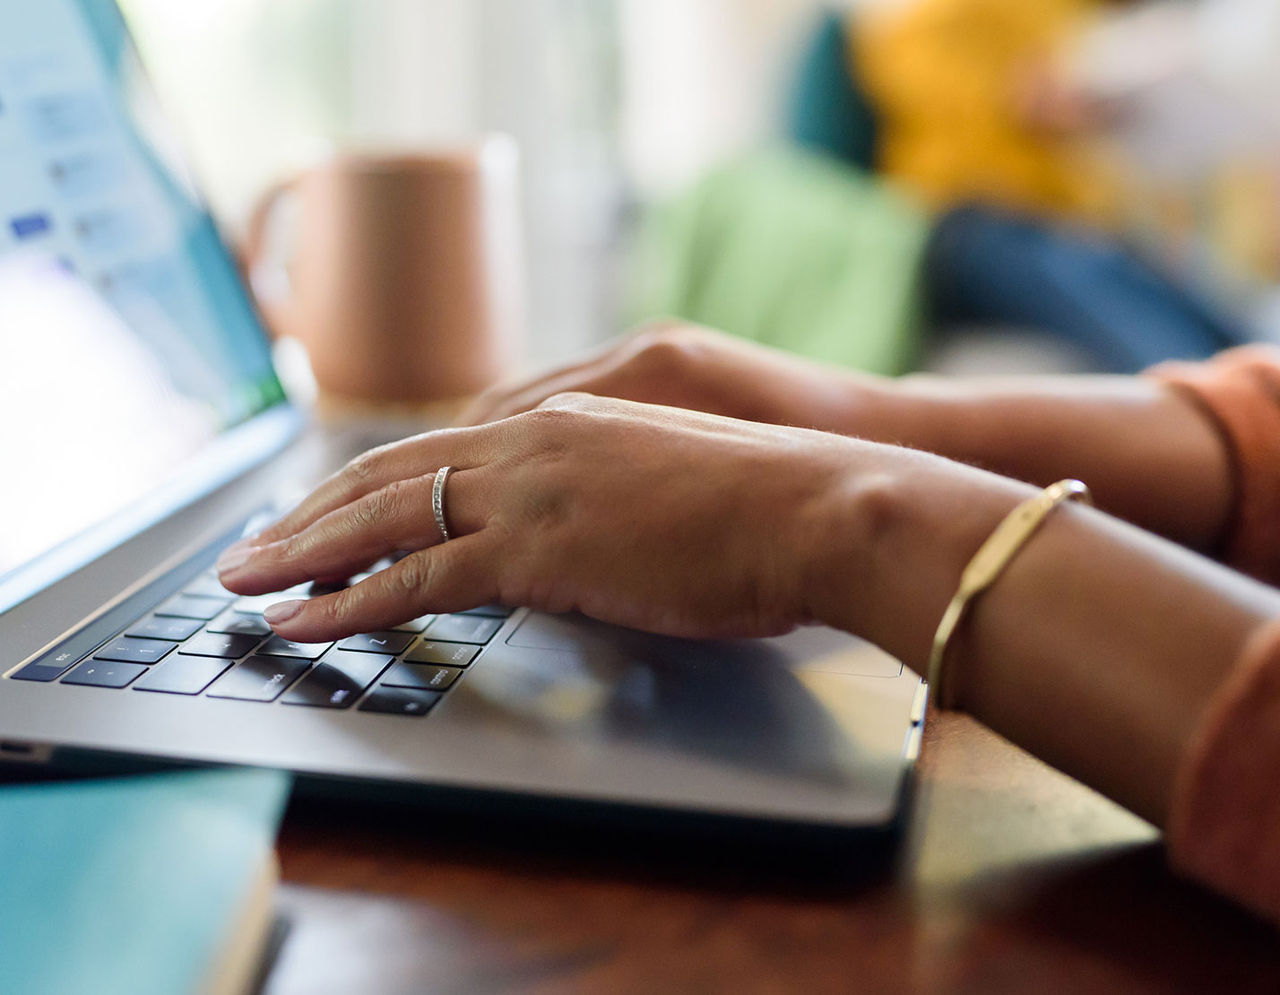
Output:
top-left (822, 373), bottom-right (957, 456)
top-left (798, 447), bottom-right (1034, 670)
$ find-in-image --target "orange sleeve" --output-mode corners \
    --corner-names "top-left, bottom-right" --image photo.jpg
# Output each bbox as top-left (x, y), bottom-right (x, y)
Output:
top-left (1147, 346), bottom-right (1280, 585)
top-left (1167, 618), bottom-right (1280, 926)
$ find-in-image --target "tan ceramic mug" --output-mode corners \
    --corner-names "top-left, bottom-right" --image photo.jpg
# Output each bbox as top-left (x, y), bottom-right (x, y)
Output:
top-left (244, 137), bottom-right (524, 406)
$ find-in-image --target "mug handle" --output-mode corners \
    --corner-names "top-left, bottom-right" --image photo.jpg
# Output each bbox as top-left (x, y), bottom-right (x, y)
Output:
top-left (241, 174), bottom-right (301, 339)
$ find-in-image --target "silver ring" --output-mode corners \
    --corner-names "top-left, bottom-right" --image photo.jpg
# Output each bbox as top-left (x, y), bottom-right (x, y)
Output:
top-left (432, 466), bottom-right (453, 542)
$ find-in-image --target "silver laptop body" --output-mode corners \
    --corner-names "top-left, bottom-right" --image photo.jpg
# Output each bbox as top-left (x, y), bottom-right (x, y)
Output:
top-left (0, 0), bottom-right (924, 844)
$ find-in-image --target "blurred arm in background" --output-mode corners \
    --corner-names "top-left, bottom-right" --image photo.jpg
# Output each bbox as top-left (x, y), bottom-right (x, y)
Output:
top-left (1026, 0), bottom-right (1280, 177)
top-left (460, 323), bottom-right (1237, 558)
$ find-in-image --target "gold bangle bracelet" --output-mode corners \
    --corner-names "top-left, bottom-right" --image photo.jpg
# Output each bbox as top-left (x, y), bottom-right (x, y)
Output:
top-left (926, 479), bottom-right (1092, 711)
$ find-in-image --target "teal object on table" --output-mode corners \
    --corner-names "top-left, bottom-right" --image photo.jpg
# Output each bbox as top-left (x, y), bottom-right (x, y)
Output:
top-left (785, 9), bottom-right (880, 171)
top-left (0, 768), bottom-right (291, 995)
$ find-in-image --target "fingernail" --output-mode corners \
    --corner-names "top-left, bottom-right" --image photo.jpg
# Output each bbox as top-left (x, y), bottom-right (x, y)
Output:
top-left (264, 600), bottom-right (305, 625)
top-left (216, 545), bottom-right (254, 575)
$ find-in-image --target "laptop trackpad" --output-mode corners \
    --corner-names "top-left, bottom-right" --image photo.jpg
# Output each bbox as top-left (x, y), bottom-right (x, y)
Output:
top-left (504, 612), bottom-right (902, 678)
top-left (453, 612), bottom-right (911, 784)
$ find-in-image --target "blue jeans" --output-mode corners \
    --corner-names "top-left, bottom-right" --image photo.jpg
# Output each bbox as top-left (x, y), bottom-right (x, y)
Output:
top-left (924, 205), bottom-right (1252, 373)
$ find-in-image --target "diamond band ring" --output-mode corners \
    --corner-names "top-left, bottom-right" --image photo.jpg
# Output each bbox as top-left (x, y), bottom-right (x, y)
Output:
top-left (432, 466), bottom-right (453, 542)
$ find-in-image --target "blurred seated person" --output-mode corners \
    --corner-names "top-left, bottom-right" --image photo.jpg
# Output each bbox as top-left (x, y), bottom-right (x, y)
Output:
top-left (216, 321), bottom-right (1280, 930)
top-left (1024, 0), bottom-right (1280, 183)
top-left (853, 0), bottom-right (1124, 224)
top-left (778, 0), bottom-right (1255, 373)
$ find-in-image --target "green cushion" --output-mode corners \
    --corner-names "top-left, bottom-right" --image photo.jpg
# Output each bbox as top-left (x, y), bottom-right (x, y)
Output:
top-left (628, 148), bottom-right (929, 375)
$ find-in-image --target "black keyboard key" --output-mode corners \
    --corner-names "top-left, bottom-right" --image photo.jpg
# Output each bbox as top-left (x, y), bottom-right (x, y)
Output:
top-left (306, 580), bottom-right (351, 597)
top-left (232, 594), bottom-right (294, 615)
top-left (206, 655), bottom-right (310, 702)
top-left (135, 657), bottom-right (232, 695)
top-left (182, 574), bottom-right (233, 599)
top-left (155, 593), bottom-right (231, 620)
top-left (62, 659), bottom-right (147, 688)
top-left (127, 615), bottom-right (203, 642)
top-left (94, 637), bottom-right (174, 665)
top-left (258, 636), bottom-right (333, 660)
top-left (281, 649), bottom-right (393, 709)
top-left (381, 663), bottom-right (463, 691)
top-left (405, 640), bottom-right (480, 667)
top-left (206, 610), bottom-right (272, 638)
top-left (178, 631), bottom-right (263, 659)
top-left (457, 605), bottom-right (513, 618)
top-left (337, 630), bottom-right (414, 655)
top-left (358, 686), bottom-right (442, 716)
top-left (423, 614), bottom-right (502, 645)
top-left (232, 584), bottom-right (312, 616)
top-left (11, 648), bottom-right (85, 682)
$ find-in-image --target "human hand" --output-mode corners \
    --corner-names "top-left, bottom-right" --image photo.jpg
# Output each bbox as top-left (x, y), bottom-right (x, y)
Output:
top-left (212, 374), bottom-right (1278, 855)
top-left (456, 322), bottom-right (873, 432)
top-left (1014, 59), bottom-right (1115, 135)
top-left (215, 394), bottom-right (881, 643)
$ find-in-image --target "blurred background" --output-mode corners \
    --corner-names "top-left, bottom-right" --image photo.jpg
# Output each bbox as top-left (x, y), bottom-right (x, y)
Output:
top-left (118, 0), bottom-right (1280, 376)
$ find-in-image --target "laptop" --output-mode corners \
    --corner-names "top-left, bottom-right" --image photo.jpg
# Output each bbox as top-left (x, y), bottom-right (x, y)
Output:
top-left (0, 0), bottom-right (925, 847)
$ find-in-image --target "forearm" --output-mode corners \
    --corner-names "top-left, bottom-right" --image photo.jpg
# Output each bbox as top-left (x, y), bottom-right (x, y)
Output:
top-left (833, 374), bottom-right (1233, 554)
top-left (805, 458), bottom-right (1279, 826)
top-left (954, 507), bottom-right (1276, 824)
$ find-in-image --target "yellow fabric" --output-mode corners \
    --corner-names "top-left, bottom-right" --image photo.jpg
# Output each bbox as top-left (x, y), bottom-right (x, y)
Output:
top-left (853, 0), bottom-right (1121, 223)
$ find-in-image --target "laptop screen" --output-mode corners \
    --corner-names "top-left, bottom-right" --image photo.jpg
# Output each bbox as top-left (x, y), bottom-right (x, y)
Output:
top-left (0, 0), bottom-right (285, 585)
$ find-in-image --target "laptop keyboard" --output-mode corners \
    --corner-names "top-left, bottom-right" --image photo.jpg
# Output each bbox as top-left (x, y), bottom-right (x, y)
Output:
top-left (12, 566), bottom-right (510, 717)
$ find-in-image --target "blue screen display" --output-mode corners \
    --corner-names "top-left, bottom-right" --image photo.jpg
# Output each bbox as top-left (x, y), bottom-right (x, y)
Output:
top-left (0, 0), bottom-right (285, 578)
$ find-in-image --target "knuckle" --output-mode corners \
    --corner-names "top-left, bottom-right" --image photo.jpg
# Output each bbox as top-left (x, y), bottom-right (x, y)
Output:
top-left (280, 531), bottom-right (307, 560)
top-left (629, 326), bottom-right (707, 375)
top-left (384, 476), bottom-right (421, 511)
top-left (344, 445), bottom-right (388, 485)
top-left (350, 497), bottom-right (381, 534)
top-left (536, 391), bottom-right (593, 412)
top-left (320, 589), bottom-right (352, 625)
top-left (353, 481), bottom-right (406, 532)
top-left (279, 523), bottom-right (325, 561)
top-left (392, 552), bottom-right (432, 598)
top-left (638, 319), bottom-right (706, 348)
top-left (345, 496), bottom-right (384, 536)
top-left (513, 406), bottom-right (579, 459)
top-left (629, 317), bottom-right (691, 342)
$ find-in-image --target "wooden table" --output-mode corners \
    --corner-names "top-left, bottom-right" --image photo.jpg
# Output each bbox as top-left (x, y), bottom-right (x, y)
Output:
top-left (266, 713), bottom-right (1280, 993)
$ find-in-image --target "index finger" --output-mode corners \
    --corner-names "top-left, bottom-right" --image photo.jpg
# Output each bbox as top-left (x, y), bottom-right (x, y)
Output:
top-left (263, 534), bottom-right (501, 641)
